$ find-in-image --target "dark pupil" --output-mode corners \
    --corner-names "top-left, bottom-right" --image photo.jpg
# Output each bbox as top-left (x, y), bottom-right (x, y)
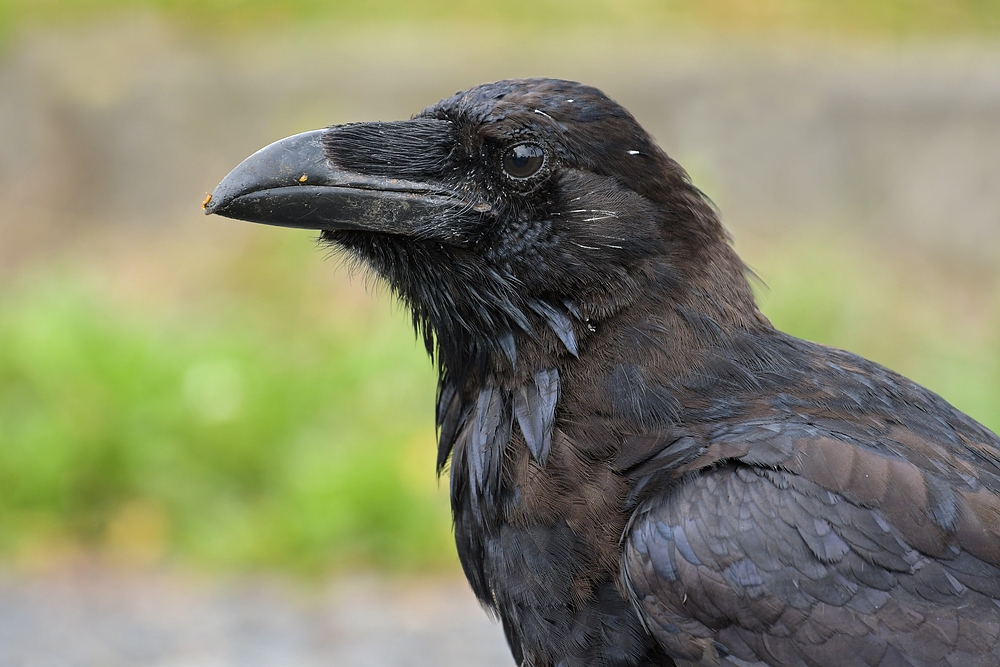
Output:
top-left (503, 143), bottom-right (544, 178)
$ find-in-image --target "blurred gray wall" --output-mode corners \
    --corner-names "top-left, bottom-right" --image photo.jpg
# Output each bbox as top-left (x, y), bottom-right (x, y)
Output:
top-left (2, 18), bottom-right (999, 269)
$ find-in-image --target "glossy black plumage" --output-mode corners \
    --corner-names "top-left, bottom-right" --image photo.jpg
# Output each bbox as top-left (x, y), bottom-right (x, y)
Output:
top-left (206, 78), bottom-right (1000, 667)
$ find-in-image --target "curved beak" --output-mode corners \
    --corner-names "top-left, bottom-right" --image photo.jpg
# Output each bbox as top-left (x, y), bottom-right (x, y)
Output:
top-left (204, 128), bottom-right (483, 238)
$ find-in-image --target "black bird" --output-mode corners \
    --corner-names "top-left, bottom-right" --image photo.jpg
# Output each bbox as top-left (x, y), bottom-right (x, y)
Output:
top-left (205, 78), bottom-right (1000, 667)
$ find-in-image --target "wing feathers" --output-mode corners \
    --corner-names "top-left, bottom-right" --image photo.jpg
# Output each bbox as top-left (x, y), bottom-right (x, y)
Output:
top-left (624, 461), bottom-right (1000, 665)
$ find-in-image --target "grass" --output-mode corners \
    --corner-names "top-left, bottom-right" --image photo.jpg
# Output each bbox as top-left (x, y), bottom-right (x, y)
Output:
top-left (0, 227), bottom-right (997, 574)
top-left (0, 236), bottom-right (451, 574)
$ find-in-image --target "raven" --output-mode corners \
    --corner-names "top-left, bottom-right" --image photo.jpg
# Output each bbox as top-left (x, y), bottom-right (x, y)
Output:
top-left (206, 78), bottom-right (1000, 667)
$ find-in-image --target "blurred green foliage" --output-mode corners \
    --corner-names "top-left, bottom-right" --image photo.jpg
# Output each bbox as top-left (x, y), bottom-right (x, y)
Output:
top-left (1, 0), bottom-right (999, 41)
top-left (0, 238), bottom-right (452, 574)
top-left (0, 229), bottom-right (996, 573)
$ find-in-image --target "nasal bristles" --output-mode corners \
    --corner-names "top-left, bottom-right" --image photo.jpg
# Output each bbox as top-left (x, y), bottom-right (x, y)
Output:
top-left (323, 118), bottom-right (457, 179)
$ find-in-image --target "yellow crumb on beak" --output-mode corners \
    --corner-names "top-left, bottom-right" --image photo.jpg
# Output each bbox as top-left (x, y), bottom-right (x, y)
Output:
top-left (202, 193), bottom-right (212, 209)
top-left (298, 174), bottom-right (308, 182)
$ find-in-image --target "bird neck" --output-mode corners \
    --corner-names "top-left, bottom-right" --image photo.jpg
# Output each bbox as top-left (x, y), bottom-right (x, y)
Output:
top-left (436, 238), bottom-right (768, 401)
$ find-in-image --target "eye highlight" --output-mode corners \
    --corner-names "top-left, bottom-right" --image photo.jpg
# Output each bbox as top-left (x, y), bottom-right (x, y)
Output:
top-left (502, 143), bottom-right (545, 180)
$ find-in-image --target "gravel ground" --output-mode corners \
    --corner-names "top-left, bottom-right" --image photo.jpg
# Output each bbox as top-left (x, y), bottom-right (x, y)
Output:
top-left (0, 567), bottom-right (513, 667)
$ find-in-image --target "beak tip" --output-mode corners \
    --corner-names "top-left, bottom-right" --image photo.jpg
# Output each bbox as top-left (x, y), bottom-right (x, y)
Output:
top-left (202, 129), bottom-right (327, 221)
top-left (202, 191), bottom-right (232, 217)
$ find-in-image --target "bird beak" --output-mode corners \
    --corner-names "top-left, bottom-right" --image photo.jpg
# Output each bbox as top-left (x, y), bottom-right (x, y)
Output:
top-left (204, 129), bottom-right (480, 237)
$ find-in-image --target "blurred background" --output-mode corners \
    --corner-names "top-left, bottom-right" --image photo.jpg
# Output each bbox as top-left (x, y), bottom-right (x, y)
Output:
top-left (0, 1), bottom-right (998, 665)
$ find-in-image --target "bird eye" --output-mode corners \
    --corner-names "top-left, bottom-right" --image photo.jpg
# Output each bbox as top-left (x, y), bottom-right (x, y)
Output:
top-left (502, 143), bottom-right (545, 180)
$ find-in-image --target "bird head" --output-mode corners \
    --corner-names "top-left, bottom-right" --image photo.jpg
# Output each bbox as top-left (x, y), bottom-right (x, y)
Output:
top-left (206, 78), bottom-right (760, 381)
